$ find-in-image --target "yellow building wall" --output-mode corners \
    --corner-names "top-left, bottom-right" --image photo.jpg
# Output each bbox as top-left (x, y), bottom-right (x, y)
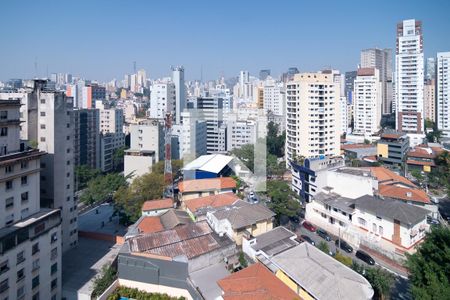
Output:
top-left (377, 143), bottom-right (389, 158)
top-left (423, 165), bottom-right (431, 172)
top-left (275, 270), bottom-right (314, 300)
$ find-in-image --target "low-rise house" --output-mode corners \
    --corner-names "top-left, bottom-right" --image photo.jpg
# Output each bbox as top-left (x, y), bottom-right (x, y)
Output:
top-left (341, 143), bottom-right (377, 160)
top-left (182, 192), bottom-right (240, 221)
top-left (406, 145), bottom-right (439, 173)
top-left (217, 263), bottom-right (301, 300)
top-left (305, 192), bottom-right (429, 258)
top-left (118, 221), bottom-right (237, 299)
top-left (242, 226), bottom-right (299, 261)
top-left (130, 209), bottom-right (192, 235)
top-left (259, 243), bottom-right (374, 300)
top-left (178, 177), bottom-right (237, 201)
top-left (141, 198), bottom-right (174, 216)
top-left (206, 200), bottom-right (275, 245)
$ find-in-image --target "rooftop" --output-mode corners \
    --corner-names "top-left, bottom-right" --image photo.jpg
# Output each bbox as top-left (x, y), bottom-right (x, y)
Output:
top-left (178, 177), bottom-right (236, 193)
top-left (184, 192), bottom-right (240, 214)
top-left (142, 198), bottom-right (174, 211)
top-left (137, 217), bottom-right (164, 234)
top-left (217, 263), bottom-right (302, 300)
top-left (355, 195), bottom-right (429, 226)
top-left (183, 154), bottom-right (233, 174)
top-left (249, 226), bottom-right (299, 257)
top-left (211, 200), bottom-right (275, 230)
top-left (270, 243), bottom-right (373, 300)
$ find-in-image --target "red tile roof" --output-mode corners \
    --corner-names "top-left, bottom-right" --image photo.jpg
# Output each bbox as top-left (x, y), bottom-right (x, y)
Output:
top-left (142, 198), bottom-right (173, 211)
top-left (341, 143), bottom-right (374, 150)
top-left (406, 159), bottom-right (435, 167)
top-left (217, 263), bottom-right (302, 300)
top-left (184, 192), bottom-right (239, 213)
top-left (367, 167), bottom-right (430, 204)
top-left (137, 217), bottom-right (164, 234)
top-left (381, 133), bottom-right (403, 139)
top-left (407, 147), bottom-right (437, 159)
top-left (178, 177), bottom-right (236, 193)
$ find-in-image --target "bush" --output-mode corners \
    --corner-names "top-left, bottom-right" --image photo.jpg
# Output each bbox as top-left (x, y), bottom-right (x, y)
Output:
top-left (317, 241), bottom-right (330, 254)
top-left (335, 252), bottom-right (352, 267)
top-left (92, 265), bottom-right (117, 298)
top-left (106, 286), bottom-right (185, 300)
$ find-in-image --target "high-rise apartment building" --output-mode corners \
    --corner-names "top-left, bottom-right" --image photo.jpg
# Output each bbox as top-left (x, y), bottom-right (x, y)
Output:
top-left (353, 68), bottom-right (382, 136)
top-left (423, 79), bottom-right (436, 123)
top-left (149, 82), bottom-right (176, 120)
top-left (196, 96), bottom-right (226, 154)
top-left (0, 99), bottom-right (62, 300)
top-left (263, 79), bottom-right (285, 116)
top-left (177, 111), bottom-right (207, 161)
top-left (436, 52), bottom-right (450, 137)
top-left (395, 19), bottom-right (425, 146)
top-left (259, 69), bottom-right (271, 80)
top-left (73, 109), bottom-right (101, 170)
top-left (339, 96), bottom-right (348, 135)
top-left (172, 66), bottom-right (186, 124)
top-left (286, 73), bottom-right (341, 165)
top-left (425, 57), bottom-right (436, 80)
top-left (344, 71), bottom-right (357, 105)
top-left (360, 48), bottom-right (393, 114)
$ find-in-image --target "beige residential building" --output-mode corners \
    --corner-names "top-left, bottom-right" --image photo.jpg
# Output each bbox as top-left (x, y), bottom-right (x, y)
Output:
top-left (0, 99), bottom-right (62, 300)
top-left (286, 72), bottom-right (341, 165)
top-left (424, 79), bottom-right (436, 122)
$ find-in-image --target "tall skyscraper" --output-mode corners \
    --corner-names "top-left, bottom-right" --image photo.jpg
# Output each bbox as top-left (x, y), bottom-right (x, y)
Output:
top-left (262, 79), bottom-right (285, 116)
top-left (259, 69), bottom-right (271, 80)
top-left (172, 66), bottom-right (186, 124)
top-left (353, 68), bottom-right (382, 136)
top-left (395, 19), bottom-right (425, 146)
top-left (0, 98), bottom-right (63, 300)
top-left (425, 57), bottom-right (436, 80)
top-left (360, 48), bottom-right (393, 114)
top-left (285, 72), bottom-right (341, 165)
top-left (423, 79), bottom-right (436, 123)
top-left (149, 82), bottom-right (176, 119)
top-left (344, 71), bottom-right (357, 104)
top-left (196, 96), bottom-right (226, 154)
top-left (436, 52), bottom-right (450, 137)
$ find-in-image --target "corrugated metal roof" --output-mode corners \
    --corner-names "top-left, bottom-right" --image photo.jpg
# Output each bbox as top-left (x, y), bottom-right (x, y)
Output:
top-left (183, 154), bottom-right (233, 174)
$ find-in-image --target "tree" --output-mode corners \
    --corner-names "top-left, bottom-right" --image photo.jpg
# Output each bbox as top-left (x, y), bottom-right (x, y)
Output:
top-left (352, 262), bottom-right (394, 300)
top-left (231, 144), bottom-right (255, 172)
top-left (406, 227), bottom-right (450, 300)
top-left (267, 121), bottom-right (285, 158)
top-left (317, 241), bottom-right (330, 254)
top-left (266, 180), bottom-right (300, 221)
top-left (75, 165), bottom-right (101, 191)
top-left (238, 252), bottom-right (248, 268)
top-left (92, 264), bottom-right (117, 298)
top-left (410, 169), bottom-right (424, 182)
top-left (364, 139), bottom-right (371, 145)
top-left (80, 173), bottom-right (128, 205)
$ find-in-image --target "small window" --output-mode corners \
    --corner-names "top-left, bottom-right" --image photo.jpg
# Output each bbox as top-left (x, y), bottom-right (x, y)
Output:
top-left (66, 135), bottom-right (70, 140)
top-left (32, 275), bottom-right (39, 289)
top-left (6, 180), bottom-right (13, 190)
top-left (32, 259), bottom-right (39, 271)
top-left (0, 261), bottom-right (9, 275)
top-left (51, 232), bottom-right (57, 243)
top-left (40, 112), bottom-right (46, 117)
top-left (51, 278), bottom-right (57, 290)
top-left (5, 165), bottom-right (13, 173)
top-left (20, 161), bottom-right (28, 169)
top-left (32, 243), bottom-right (40, 255)
top-left (51, 263), bottom-right (57, 274)
top-left (40, 99), bottom-right (46, 104)
top-left (40, 124), bottom-right (46, 129)
top-left (0, 111), bottom-right (7, 119)
top-left (5, 197), bottom-right (14, 209)
top-left (51, 248), bottom-right (57, 260)
top-left (17, 268), bottom-right (25, 282)
top-left (32, 292), bottom-right (40, 300)
top-left (0, 127), bottom-right (7, 136)
top-left (17, 286), bottom-right (25, 298)
top-left (17, 251), bottom-right (25, 265)
top-left (0, 279), bottom-right (8, 293)
top-left (21, 176), bottom-right (28, 185)
top-left (40, 137), bottom-right (46, 142)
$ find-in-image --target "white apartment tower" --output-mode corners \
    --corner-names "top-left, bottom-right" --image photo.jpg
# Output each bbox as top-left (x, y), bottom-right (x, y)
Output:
top-left (172, 66), bottom-right (186, 124)
top-left (286, 73), bottom-right (341, 165)
top-left (395, 19), bottom-right (425, 145)
top-left (0, 99), bottom-right (62, 300)
top-left (437, 52), bottom-right (450, 137)
top-left (149, 82), bottom-right (176, 120)
top-left (263, 79), bottom-right (285, 116)
top-left (353, 68), bottom-right (382, 136)
top-left (360, 48), bottom-right (393, 115)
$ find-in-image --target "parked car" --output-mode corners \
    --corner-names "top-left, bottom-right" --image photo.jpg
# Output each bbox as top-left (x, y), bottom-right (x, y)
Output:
top-left (335, 239), bottom-right (353, 253)
top-left (355, 250), bottom-right (375, 265)
top-left (316, 228), bottom-right (331, 241)
top-left (302, 221), bottom-right (317, 232)
top-left (300, 235), bottom-right (315, 246)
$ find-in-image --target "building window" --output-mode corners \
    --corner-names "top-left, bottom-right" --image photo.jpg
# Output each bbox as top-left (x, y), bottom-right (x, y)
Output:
top-left (5, 197), bottom-right (14, 209)
top-left (40, 124), bottom-right (46, 129)
top-left (0, 111), bottom-right (7, 119)
top-left (0, 127), bottom-right (7, 136)
top-left (51, 263), bottom-right (57, 275)
top-left (17, 268), bottom-right (25, 282)
top-left (32, 243), bottom-right (39, 255)
top-left (51, 278), bottom-right (57, 290)
top-left (32, 292), bottom-right (40, 300)
top-left (17, 286), bottom-right (25, 298)
top-left (32, 259), bottom-right (39, 271)
top-left (66, 135), bottom-right (70, 140)
top-left (21, 176), bottom-right (27, 185)
top-left (20, 161), bottom-right (28, 169)
top-left (372, 223), bottom-right (377, 233)
top-left (5, 180), bottom-right (13, 190)
top-left (32, 275), bottom-right (39, 289)
top-left (51, 232), bottom-right (57, 243)
top-left (16, 251), bottom-right (25, 265)
top-left (379, 226), bottom-right (384, 236)
top-left (40, 112), bottom-right (45, 116)
top-left (0, 279), bottom-right (8, 293)
top-left (358, 217), bottom-right (366, 226)
top-left (5, 165), bottom-right (13, 173)
top-left (40, 137), bottom-right (46, 142)
top-left (51, 248), bottom-right (58, 260)
top-left (0, 261), bottom-right (9, 275)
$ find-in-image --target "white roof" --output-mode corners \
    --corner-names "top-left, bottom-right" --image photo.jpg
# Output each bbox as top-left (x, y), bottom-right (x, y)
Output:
top-left (183, 154), bottom-right (233, 174)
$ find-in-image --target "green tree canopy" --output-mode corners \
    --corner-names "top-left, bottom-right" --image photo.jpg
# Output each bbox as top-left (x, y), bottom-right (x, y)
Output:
top-left (267, 121), bottom-right (286, 158)
top-left (266, 180), bottom-right (300, 220)
top-left (80, 173), bottom-right (128, 205)
top-left (406, 226), bottom-right (450, 300)
top-left (75, 165), bottom-right (101, 191)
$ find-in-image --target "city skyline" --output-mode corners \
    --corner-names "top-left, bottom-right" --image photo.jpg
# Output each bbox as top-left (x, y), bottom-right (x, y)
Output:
top-left (1, 0), bottom-right (450, 81)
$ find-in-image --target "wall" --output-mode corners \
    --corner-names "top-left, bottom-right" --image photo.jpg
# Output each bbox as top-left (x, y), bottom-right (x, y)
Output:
top-left (124, 154), bottom-right (154, 181)
top-left (325, 171), bottom-right (376, 199)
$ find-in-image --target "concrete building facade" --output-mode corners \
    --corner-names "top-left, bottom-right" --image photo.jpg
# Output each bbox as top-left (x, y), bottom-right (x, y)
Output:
top-left (436, 52), bottom-right (450, 137)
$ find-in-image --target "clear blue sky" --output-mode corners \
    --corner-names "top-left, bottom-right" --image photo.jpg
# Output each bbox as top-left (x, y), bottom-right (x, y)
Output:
top-left (1, 0), bottom-right (449, 81)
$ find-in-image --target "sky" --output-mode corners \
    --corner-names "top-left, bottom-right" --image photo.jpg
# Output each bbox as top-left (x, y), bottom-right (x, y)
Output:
top-left (1, 0), bottom-right (450, 82)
